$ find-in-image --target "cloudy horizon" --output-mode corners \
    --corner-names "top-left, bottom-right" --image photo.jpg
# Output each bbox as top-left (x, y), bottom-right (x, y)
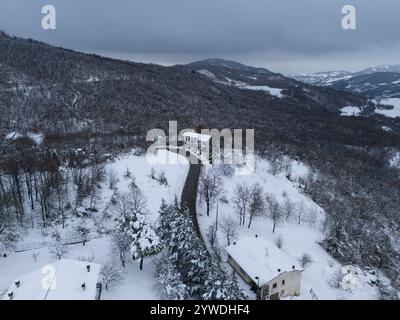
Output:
top-left (1, 0), bottom-right (399, 74)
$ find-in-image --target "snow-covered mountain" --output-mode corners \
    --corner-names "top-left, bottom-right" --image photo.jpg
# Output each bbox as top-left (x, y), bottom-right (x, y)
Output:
top-left (289, 71), bottom-right (353, 86)
top-left (355, 64), bottom-right (400, 76)
top-left (290, 65), bottom-right (400, 99)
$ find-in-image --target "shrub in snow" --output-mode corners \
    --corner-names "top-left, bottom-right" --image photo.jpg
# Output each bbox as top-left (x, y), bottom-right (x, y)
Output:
top-left (124, 168), bottom-right (132, 179)
top-left (157, 171), bottom-right (168, 186)
top-left (329, 267), bottom-right (344, 288)
top-left (216, 163), bottom-right (234, 177)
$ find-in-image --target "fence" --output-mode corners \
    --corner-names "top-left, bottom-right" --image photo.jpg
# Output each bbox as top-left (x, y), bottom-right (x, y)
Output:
top-left (14, 236), bottom-right (94, 253)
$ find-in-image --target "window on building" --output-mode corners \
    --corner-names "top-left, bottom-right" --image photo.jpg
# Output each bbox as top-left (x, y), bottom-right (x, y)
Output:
top-left (272, 283), bottom-right (277, 289)
top-left (282, 280), bottom-right (285, 286)
top-left (281, 290), bottom-right (285, 296)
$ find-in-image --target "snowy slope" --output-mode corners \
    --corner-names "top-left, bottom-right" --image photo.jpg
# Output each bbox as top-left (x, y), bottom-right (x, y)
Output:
top-left (197, 157), bottom-right (379, 300)
top-left (0, 150), bottom-right (189, 300)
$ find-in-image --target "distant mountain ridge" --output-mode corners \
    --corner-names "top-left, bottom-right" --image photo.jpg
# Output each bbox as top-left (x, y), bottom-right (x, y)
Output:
top-left (290, 64), bottom-right (400, 98)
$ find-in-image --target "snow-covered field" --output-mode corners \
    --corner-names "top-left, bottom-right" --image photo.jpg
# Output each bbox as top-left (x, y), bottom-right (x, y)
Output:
top-left (375, 98), bottom-right (400, 118)
top-left (340, 106), bottom-right (361, 117)
top-left (238, 85), bottom-right (283, 98)
top-left (197, 157), bottom-right (379, 300)
top-left (0, 149), bottom-right (189, 300)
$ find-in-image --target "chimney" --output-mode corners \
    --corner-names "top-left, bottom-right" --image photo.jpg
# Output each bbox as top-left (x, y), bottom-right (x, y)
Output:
top-left (15, 280), bottom-right (21, 288)
top-left (81, 283), bottom-right (86, 291)
top-left (86, 265), bottom-right (91, 272)
top-left (8, 291), bottom-right (13, 300)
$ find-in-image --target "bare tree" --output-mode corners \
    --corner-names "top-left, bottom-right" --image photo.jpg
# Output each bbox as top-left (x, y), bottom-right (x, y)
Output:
top-left (111, 230), bottom-right (131, 268)
top-left (329, 267), bottom-right (343, 288)
top-left (219, 215), bottom-right (239, 246)
top-left (129, 187), bottom-right (147, 215)
top-left (50, 242), bottom-right (70, 260)
top-left (297, 200), bottom-right (305, 225)
top-left (248, 183), bottom-right (265, 228)
top-left (232, 183), bottom-right (250, 226)
top-left (198, 170), bottom-right (223, 216)
top-left (283, 198), bottom-right (295, 222)
top-left (100, 261), bottom-right (124, 291)
top-left (308, 206), bottom-right (318, 228)
top-left (274, 234), bottom-right (284, 249)
top-left (109, 169), bottom-right (118, 190)
top-left (266, 194), bottom-right (282, 234)
top-left (299, 253), bottom-right (313, 268)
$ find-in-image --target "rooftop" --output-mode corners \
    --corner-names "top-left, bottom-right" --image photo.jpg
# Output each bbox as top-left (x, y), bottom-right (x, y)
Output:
top-left (182, 131), bottom-right (212, 142)
top-left (3, 259), bottom-right (101, 300)
top-left (226, 235), bottom-right (302, 286)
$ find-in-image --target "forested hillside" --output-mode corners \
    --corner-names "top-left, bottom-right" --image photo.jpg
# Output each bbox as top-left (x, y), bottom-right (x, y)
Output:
top-left (0, 31), bottom-right (399, 297)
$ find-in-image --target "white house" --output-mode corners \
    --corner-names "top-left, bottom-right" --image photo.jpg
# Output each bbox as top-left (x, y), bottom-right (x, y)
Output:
top-left (182, 131), bottom-right (212, 162)
top-left (3, 259), bottom-right (102, 300)
top-left (226, 235), bottom-right (303, 300)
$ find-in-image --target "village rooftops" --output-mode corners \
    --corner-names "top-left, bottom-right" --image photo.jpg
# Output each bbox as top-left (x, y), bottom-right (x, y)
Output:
top-left (182, 131), bottom-right (212, 142)
top-left (3, 259), bottom-right (101, 300)
top-left (226, 235), bottom-right (302, 286)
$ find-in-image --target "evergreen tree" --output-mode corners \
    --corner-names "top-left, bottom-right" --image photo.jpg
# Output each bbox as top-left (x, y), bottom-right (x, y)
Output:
top-left (156, 255), bottom-right (189, 300)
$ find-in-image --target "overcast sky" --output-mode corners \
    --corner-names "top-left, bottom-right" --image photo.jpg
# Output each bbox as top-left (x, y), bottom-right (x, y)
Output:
top-left (0, 0), bottom-right (399, 74)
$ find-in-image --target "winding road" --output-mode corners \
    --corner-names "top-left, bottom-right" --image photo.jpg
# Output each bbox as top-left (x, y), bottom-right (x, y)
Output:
top-left (180, 159), bottom-right (203, 239)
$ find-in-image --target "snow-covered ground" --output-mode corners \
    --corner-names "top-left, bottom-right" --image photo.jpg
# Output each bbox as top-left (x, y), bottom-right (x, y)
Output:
top-left (0, 149), bottom-right (189, 300)
top-left (340, 106), bottom-right (361, 117)
top-left (197, 157), bottom-right (379, 300)
top-left (375, 98), bottom-right (400, 118)
top-left (239, 85), bottom-right (283, 98)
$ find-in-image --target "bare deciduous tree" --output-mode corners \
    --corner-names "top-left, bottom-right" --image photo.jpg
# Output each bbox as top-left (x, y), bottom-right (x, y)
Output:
top-left (248, 183), bottom-right (265, 228)
top-left (300, 253), bottom-right (313, 268)
top-left (50, 242), bottom-right (69, 260)
top-left (283, 198), bottom-right (295, 222)
top-left (100, 261), bottom-right (124, 291)
top-left (266, 194), bottom-right (282, 234)
top-left (232, 183), bottom-right (250, 226)
top-left (275, 234), bottom-right (284, 249)
top-left (219, 215), bottom-right (239, 246)
top-left (198, 170), bottom-right (223, 216)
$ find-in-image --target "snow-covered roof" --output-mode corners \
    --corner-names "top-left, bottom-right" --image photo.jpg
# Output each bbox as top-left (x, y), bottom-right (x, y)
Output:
top-left (3, 259), bottom-right (101, 300)
top-left (182, 131), bottom-right (212, 142)
top-left (226, 236), bottom-right (301, 286)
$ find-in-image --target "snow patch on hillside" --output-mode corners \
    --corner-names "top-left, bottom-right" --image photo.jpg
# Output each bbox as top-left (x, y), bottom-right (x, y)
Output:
top-left (375, 98), bottom-right (400, 118)
top-left (340, 106), bottom-right (361, 117)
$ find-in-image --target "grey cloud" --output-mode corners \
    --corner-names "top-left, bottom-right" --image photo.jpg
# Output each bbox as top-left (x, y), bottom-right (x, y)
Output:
top-left (0, 0), bottom-right (399, 73)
